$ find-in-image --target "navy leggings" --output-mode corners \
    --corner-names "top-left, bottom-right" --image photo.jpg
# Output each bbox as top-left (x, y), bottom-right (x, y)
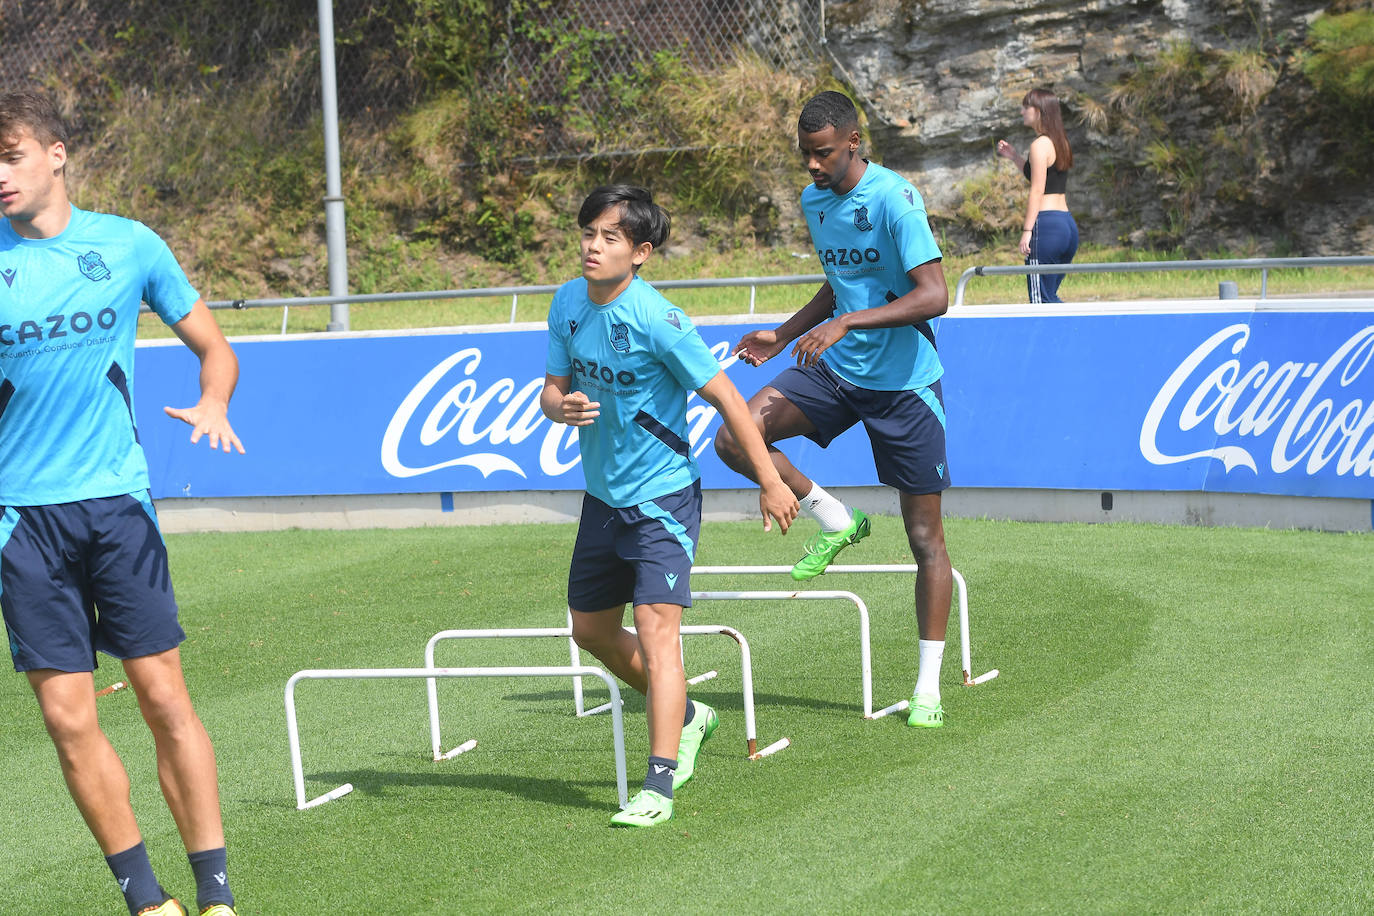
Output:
top-left (1026, 210), bottom-right (1079, 304)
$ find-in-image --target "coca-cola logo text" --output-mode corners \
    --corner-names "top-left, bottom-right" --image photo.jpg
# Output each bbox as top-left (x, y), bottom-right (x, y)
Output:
top-left (1139, 324), bottom-right (1374, 478)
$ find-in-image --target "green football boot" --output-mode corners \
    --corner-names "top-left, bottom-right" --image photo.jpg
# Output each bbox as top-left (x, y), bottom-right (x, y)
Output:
top-left (906, 693), bottom-right (945, 728)
top-left (609, 789), bottom-right (674, 828)
top-left (136, 900), bottom-right (187, 916)
top-left (674, 701), bottom-right (719, 790)
top-left (199, 906), bottom-right (239, 916)
top-left (791, 509), bottom-right (871, 581)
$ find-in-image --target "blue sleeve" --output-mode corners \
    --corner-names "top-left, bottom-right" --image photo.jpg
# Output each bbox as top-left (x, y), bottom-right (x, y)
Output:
top-left (661, 332), bottom-right (722, 393)
top-left (648, 304), bottom-right (719, 391)
top-left (545, 292), bottom-right (572, 376)
top-left (889, 204), bottom-right (942, 273)
top-left (137, 223), bottom-right (199, 325)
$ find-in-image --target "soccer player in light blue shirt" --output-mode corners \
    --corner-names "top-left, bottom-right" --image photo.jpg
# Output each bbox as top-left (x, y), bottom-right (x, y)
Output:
top-left (716, 91), bottom-right (957, 731)
top-left (543, 185), bottom-right (797, 828)
top-left (0, 89), bottom-right (243, 916)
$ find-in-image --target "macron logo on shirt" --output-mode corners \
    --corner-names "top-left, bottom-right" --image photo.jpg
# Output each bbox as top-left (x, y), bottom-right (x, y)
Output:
top-left (1, 268), bottom-right (15, 288)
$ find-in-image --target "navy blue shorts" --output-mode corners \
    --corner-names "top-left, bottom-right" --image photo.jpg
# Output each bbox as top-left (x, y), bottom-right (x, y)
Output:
top-left (1, 492), bottom-right (184, 673)
top-left (568, 481), bottom-right (701, 612)
top-left (769, 360), bottom-right (951, 495)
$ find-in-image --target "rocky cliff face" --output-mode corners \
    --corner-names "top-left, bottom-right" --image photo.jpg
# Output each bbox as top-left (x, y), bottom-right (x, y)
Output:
top-left (816, 0), bottom-right (1372, 255)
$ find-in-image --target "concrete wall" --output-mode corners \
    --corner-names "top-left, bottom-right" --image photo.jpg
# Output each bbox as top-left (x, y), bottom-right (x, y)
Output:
top-left (154, 487), bottom-right (1373, 535)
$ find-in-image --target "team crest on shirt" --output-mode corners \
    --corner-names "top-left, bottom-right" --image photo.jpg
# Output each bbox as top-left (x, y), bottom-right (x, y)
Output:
top-left (609, 321), bottom-right (630, 353)
top-left (665, 311), bottom-right (681, 329)
top-left (853, 206), bottom-right (873, 231)
top-left (77, 251), bottom-right (112, 282)
top-left (903, 188), bottom-right (914, 206)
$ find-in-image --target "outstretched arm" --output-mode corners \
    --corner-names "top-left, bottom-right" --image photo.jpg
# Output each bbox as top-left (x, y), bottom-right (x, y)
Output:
top-left (789, 259), bottom-right (948, 368)
top-left (163, 299), bottom-right (245, 454)
top-left (733, 283), bottom-right (836, 367)
top-left (696, 372), bottom-right (798, 533)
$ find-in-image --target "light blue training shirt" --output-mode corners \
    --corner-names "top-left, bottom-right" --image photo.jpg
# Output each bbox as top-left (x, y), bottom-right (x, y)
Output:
top-left (546, 275), bottom-right (723, 508)
top-left (801, 159), bottom-right (944, 391)
top-left (0, 206), bottom-right (199, 505)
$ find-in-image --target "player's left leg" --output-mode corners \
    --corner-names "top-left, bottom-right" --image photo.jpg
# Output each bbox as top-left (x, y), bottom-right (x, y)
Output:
top-left (90, 495), bottom-right (237, 914)
top-left (121, 649), bottom-right (223, 842)
top-left (609, 600), bottom-right (684, 828)
top-left (899, 491), bottom-right (953, 728)
top-left (124, 650), bottom-right (236, 913)
top-left (859, 380), bottom-right (953, 727)
top-left (569, 605), bottom-right (645, 693)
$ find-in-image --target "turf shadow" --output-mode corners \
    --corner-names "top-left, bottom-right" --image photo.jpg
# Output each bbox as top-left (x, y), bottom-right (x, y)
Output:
top-left (310, 767), bottom-right (617, 811)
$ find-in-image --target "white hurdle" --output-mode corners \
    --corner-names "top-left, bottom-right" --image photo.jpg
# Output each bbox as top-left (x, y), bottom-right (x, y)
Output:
top-left (428, 619), bottom-right (787, 759)
top-left (690, 564), bottom-right (998, 717)
top-left (688, 589), bottom-right (904, 718)
top-left (285, 665), bottom-right (629, 810)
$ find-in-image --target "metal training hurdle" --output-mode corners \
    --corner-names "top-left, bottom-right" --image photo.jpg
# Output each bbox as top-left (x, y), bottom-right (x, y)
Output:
top-left (284, 665), bottom-right (629, 810)
top-left (687, 564), bottom-right (999, 719)
top-left (427, 619), bottom-right (789, 760)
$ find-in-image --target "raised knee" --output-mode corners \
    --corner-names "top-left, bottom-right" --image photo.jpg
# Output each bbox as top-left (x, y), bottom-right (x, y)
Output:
top-left (713, 426), bottom-right (741, 464)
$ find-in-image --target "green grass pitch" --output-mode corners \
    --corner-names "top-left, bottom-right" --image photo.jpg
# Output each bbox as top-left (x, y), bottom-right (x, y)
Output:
top-left (2, 516), bottom-right (1371, 913)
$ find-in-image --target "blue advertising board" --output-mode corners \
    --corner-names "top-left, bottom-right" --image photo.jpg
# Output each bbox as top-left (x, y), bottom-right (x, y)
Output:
top-left (135, 306), bottom-right (1374, 500)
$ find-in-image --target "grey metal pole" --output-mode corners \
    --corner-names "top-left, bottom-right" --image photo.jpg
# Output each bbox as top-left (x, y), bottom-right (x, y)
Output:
top-left (317, 0), bottom-right (350, 331)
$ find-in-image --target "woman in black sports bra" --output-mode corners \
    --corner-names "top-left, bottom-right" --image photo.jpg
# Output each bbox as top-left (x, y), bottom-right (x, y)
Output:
top-left (996, 88), bottom-right (1079, 303)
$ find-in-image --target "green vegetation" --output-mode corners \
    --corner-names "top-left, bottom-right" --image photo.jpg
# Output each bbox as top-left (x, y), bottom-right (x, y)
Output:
top-left (1097, 39), bottom-right (1286, 247)
top-left (3, 519), bottom-right (1371, 911)
top-left (34, 0), bottom-right (1374, 337)
top-left (1302, 9), bottom-right (1374, 112)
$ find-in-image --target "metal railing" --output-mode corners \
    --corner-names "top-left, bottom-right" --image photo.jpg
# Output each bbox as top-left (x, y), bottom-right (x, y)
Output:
top-left (952, 256), bottom-right (1374, 307)
top-left (201, 274), bottom-right (828, 333)
top-left (180, 256), bottom-right (1374, 333)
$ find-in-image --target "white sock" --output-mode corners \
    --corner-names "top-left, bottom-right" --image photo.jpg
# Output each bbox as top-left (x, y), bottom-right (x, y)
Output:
top-left (800, 483), bottom-right (852, 532)
top-left (914, 639), bottom-right (945, 699)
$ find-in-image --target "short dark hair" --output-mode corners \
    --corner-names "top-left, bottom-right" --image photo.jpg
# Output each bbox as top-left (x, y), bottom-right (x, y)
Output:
top-left (0, 88), bottom-right (68, 151)
top-left (577, 185), bottom-right (671, 249)
top-left (798, 91), bottom-right (859, 135)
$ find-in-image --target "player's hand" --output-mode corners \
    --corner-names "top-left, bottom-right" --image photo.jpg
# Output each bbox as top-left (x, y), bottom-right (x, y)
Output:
top-left (790, 320), bottom-right (847, 367)
top-left (1019, 233), bottom-right (1032, 257)
top-left (559, 391), bottom-right (600, 426)
top-left (758, 478), bottom-right (799, 534)
top-left (164, 401), bottom-right (245, 454)
top-left (733, 330), bottom-right (785, 367)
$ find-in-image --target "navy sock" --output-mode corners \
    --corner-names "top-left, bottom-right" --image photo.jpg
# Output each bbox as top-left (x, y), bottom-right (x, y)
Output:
top-left (188, 846), bottom-right (234, 909)
top-left (105, 841), bottom-right (165, 916)
top-left (683, 697), bottom-right (696, 728)
top-left (644, 755), bottom-right (676, 798)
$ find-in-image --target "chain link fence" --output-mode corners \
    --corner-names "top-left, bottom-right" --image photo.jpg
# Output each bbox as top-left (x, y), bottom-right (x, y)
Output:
top-left (1, 0), bottom-right (824, 158)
